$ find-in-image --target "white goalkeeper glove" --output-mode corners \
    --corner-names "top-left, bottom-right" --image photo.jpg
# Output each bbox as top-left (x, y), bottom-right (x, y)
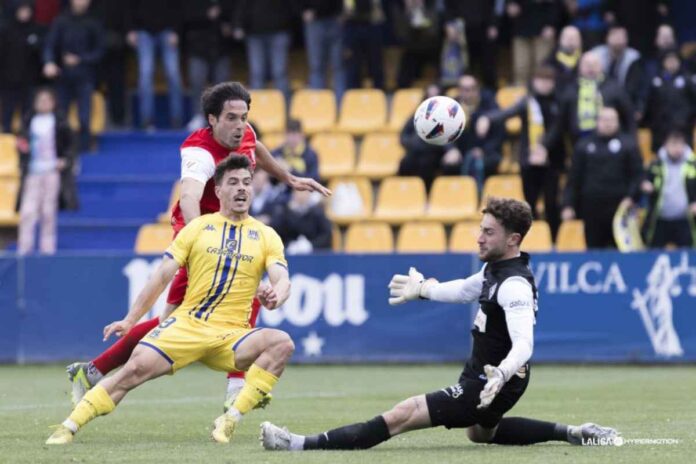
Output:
top-left (477, 365), bottom-right (507, 409)
top-left (388, 267), bottom-right (427, 305)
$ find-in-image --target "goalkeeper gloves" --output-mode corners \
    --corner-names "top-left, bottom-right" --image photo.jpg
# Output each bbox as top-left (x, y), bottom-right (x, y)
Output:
top-left (388, 267), bottom-right (431, 305)
top-left (477, 365), bottom-right (507, 409)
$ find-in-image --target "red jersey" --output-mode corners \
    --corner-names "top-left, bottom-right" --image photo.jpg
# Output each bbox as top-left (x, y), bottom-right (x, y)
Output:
top-left (170, 124), bottom-right (257, 232)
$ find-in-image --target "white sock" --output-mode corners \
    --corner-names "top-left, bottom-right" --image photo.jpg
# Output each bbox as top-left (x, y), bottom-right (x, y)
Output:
top-left (226, 407), bottom-right (242, 421)
top-left (226, 377), bottom-right (245, 395)
top-left (289, 433), bottom-right (305, 451)
top-left (62, 419), bottom-right (78, 433)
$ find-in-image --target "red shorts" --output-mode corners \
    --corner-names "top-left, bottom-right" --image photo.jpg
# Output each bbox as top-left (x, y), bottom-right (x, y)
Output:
top-left (165, 219), bottom-right (262, 326)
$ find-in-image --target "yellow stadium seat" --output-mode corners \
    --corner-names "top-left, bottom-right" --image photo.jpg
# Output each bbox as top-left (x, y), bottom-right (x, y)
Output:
top-left (556, 219), bottom-right (586, 252)
top-left (388, 88), bottom-right (422, 131)
top-left (69, 92), bottom-right (106, 134)
top-left (337, 89), bottom-right (387, 135)
top-left (249, 90), bottom-right (286, 134)
top-left (0, 177), bottom-right (20, 225)
top-left (638, 128), bottom-right (653, 166)
top-left (373, 176), bottom-right (426, 224)
top-left (522, 220), bottom-right (552, 252)
top-left (426, 176), bottom-right (479, 223)
top-left (135, 223), bottom-right (174, 254)
top-left (481, 175), bottom-right (525, 202)
top-left (158, 181), bottom-right (180, 223)
top-left (446, 87), bottom-right (458, 98)
top-left (449, 221), bottom-right (480, 252)
top-left (261, 132), bottom-right (285, 151)
top-left (332, 225), bottom-right (342, 252)
top-left (344, 222), bottom-right (393, 253)
top-left (396, 221), bottom-right (447, 253)
top-left (0, 134), bottom-right (19, 177)
top-left (290, 89), bottom-right (336, 135)
top-left (326, 176), bottom-right (373, 225)
top-left (311, 133), bottom-right (356, 179)
top-left (355, 132), bottom-right (404, 179)
top-left (495, 86), bottom-right (526, 135)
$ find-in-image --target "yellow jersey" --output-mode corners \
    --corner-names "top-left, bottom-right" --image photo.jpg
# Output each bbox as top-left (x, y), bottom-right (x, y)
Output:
top-left (165, 212), bottom-right (287, 328)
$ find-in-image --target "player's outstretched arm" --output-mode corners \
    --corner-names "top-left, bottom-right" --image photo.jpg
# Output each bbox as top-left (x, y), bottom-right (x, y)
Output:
top-left (255, 141), bottom-right (331, 197)
top-left (257, 264), bottom-right (291, 310)
top-left (388, 267), bottom-right (485, 305)
top-left (103, 257), bottom-right (180, 341)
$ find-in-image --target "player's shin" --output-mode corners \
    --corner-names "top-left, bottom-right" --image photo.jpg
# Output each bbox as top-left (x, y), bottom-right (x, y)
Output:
top-left (490, 417), bottom-right (568, 445)
top-left (303, 416), bottom-right (391, 450)
top-left (227, 364), bottom-right (278, 418)
top-left (65, 385), bottom-right (116, 433)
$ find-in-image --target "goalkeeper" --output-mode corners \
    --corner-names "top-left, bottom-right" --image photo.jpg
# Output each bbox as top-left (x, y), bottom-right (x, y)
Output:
top-left (261, 197), bottom-right (618, 451)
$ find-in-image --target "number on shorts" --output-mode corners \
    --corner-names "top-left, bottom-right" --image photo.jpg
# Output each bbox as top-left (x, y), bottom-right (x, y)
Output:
top-left (159, 317), bottom-right (176, 329)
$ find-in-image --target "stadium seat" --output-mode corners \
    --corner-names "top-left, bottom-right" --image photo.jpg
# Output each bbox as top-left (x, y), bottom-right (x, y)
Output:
top-left (426, 176), bottom-right (479, 223)
top-left (556, 219), bottom-right (586, 252)
top-left (0, 177), bottom-right (20, 225)
top-left (69, 92), bottom-right (106, 134)
top-left (158, 181), bottom-right (180, 223)
top-left (523, 220), bottom-right (552, 252)
top-left (387, 88), bottom-right (422, 131)
top-left (332, 225), bottom-right (342, 252)
top-left (261, 132), bottom-right (285, 151)
top-left (337, 89), bottom-right (387, 135)
top-left (135, 223), bottom-right (173, 254)
top-left (495, 86), bottom-right (526, 135)
top-left (290, 89), bottom-right (336, 135)
top-left (373, 176), bottom-right (426, 224)
top-left (344, 222), bottom-right (393, 253)
top-left (249, 90), bottom-right (286, 134)
top-left (355, 132), bottom-right (404, 179)
top-left (326, 176), bottom-right (373, 225)
top-left (449, 221), bottom-right (480, 252)
top-left (638, 128), bottom-right (653, 166)
top-left (481, 175), bottom-right (525, 202)
top-left (0, 134), bottom-right (19, 177)
top-left (396, 221), bottom-right (447, 253)
top-left (311, 133), bottom-right (356, 179)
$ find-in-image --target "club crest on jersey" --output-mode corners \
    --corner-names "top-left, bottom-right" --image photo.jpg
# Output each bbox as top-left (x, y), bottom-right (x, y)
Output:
top-left (225, 239), bottom-right (238, 251)
top-left (488, 283), bottom-right (497, 299)
top-left (247, 229), bottom-right (259, 241)
top-left (204, 224), bottom-right (216, 232)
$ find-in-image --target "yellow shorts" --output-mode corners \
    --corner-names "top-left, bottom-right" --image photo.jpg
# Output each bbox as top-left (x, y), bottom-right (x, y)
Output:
top-left (139, 316), bottom-right (261, 373)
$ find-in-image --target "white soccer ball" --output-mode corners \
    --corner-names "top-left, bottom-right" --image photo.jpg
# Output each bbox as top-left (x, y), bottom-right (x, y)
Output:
top-left (413, 96), bottom-right (466, 146)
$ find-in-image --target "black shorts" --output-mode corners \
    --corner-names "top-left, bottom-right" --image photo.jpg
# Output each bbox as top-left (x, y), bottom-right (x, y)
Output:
top-left (425, 365), bottom-right (530, 429)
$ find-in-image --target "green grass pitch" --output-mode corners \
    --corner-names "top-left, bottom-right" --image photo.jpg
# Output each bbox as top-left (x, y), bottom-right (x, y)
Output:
top-left (1, 364), bottom-right (694, 463)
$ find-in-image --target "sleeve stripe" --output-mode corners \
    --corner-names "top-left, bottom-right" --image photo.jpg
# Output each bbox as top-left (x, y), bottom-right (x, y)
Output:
top-left (164, 252), bottom-right (174, 259)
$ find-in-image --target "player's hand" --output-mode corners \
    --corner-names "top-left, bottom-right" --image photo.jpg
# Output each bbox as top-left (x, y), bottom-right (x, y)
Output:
top-left (43, 62), bottom-right (60, 79)
top-left (388, 267), bottom-right (425, 305)
top-left (103, 319), bottom-right (135, 341)
top-left (288, 175), bottom-right (332, 197)
top-left (257, 283), bottom-right (280, 309)
top-left (477, 365), bottom-right (506, 409)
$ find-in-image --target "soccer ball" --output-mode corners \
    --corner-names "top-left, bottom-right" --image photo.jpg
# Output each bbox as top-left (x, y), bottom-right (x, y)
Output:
top-left (413, 96), bottom-right (466, 146)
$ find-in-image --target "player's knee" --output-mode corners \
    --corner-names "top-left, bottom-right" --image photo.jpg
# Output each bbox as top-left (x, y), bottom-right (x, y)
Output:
top-left (467, 425), bottom-right (495, 443)
top-left (272, 331), bottom-right (295, 361)
top-left (384, 398), bottom-right (416, 431)
top-left (117, 359), bottom-right (147, 387)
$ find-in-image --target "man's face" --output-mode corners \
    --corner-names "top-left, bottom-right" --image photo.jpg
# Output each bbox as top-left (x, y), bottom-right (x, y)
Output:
top-left (597, 108), bottom-right (619, 136)
top-left (663, 55), bottom-right (680, 74)
top-left (216, 168), bottom-right (253, 215)
top-left (559, 26), bottom-right (581, 53)
top-left (71, 0), bottom-right (90, 14)
top-left (16, 5), bottom-right (32, 22)
top-left (209, 100), bottom-right (248, 149)
top-left (35, 91), bottom-right (55, 114)
top-left (458, 77), bottom-right (479, 106)
top-left (607, 28), bottom-right (628, 55)
top-left (656, 25), bottom-right (676, 50)
top-left (579, 53), bottom-right (601, 80)
top-left (665, 137), bottom-right (686, 161)
top-left (285, 130), bottom-right (303, 149)
top-left (532, 77), bottom-right (555, 95)
top-left (477, 214), bottom-right (517, 262)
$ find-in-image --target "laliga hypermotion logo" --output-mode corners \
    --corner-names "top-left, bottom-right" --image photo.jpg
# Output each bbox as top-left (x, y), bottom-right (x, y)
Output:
top-left (630, 253), bottom-right (696, 357)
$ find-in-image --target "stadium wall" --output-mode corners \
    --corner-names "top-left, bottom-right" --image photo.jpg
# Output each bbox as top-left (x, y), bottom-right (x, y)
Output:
top-left (0, 251), bottom-right (694, 364)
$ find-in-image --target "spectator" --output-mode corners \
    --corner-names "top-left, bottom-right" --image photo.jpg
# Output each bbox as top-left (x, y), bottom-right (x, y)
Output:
top-left (32, 0), bottom-right (62, 27)
top-left (442, 74), bottom-right (503, 191)
top-left (16, 87), bottom-right (76, 255)
top-left (184, 0), bottom-right (232, 131)
top-left (126, 0), bottom-right (183, 129)
top-left (343, 0), bottom-right (386, 90)
top-left (233, 0), bottom-right (297, 99)
top-left (603, 0), bottom-right (669, 56)
top-left (393, 0), bottom-right (441, 89)
top-left (250, 169), bottom-right (286, 225)
top-left (271, 190), bottom-right (332, 254)
top-left (543, 51), bottom-right (635, 151)
top-left (42, 0), bottom-right (104, 151)
top-left (644, 24), bottom-right (678, 85)
top-left (562, 106), bottom-right (643, 249)
top-left (505, 0), bottom-right (561, 85)
top-left (0, 1), bottom-right (43, 133)
top-left (271, 119), bottom-right (320, 182)
top-left (477, 66), bottom-right (563, 239)
top-left (643, 48), bottom-right (696, 152)
top-left (641, 130), bottom-right (696, 248)
top-left (592, 25), bottom-right (645, 116)
top-left (397, 83), bottom-right (444, 191)
top-left (302, 0), bottom-right (345, 101)
top-left (546, 25), bottom-right (582, 95)
top-left (444, 0), bottom-right (501, 90)
top-left (564, 0), bottom-right (605, 49)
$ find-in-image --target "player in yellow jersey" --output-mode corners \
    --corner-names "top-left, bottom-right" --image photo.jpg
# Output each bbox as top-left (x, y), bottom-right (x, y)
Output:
top-left (46, 155), bottom-right (293, 445)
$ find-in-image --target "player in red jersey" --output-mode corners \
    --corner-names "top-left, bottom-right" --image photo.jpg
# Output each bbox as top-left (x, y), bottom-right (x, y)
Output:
top-left (66, 82), bottom-right (330, 409)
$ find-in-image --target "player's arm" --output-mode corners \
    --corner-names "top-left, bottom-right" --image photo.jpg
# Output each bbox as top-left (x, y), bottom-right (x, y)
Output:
top-left (179, 147), bottom-right (216, 224)
top-left (388, 266), bottom-right (485, 305)
top-left (478, 277), bottom-right (535, 409)
top-left (255, 141), bottom-right (331, 197)
top-left (257, 264), bottom-right (291, 310)
top-left (103, 256), bottom-right (180, 341)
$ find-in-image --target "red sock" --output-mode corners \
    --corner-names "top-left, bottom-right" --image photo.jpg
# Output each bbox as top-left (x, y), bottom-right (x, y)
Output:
top-left (226, 298), bottom-right (262, 380)
top-left (92, 318), bottom-right (160, 375)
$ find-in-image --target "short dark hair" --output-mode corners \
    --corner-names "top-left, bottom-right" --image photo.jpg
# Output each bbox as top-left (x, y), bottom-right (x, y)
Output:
top-left (287, 118), bottom-right (303, 133)
top-left (214, 155), bottom-right (252, 185)
top-left (482, 197), bottom-right (533, 240)
top-left (665, 129), bottom-right (687, 142)
top-left (201, 82), bottom-right (251, 122)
